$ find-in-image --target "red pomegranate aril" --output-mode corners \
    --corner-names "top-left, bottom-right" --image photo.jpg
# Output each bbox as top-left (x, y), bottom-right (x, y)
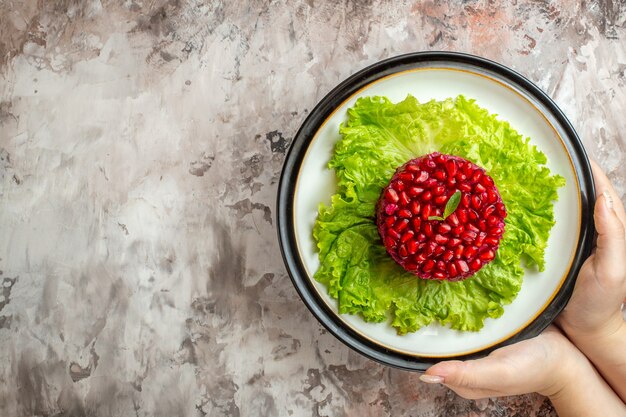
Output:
top-left (479, 249), bottom-right (495, 261)
top-left (469, 258), bottom-right (482, 271)
top-left (398, 172), bottom-right (414, 181)
top-left (385, 203), bottom-right (398, 215)
top-left (434, 195), bottom-right (447, 205)
top-left (447, 213), bottom-right (460, 226)
top-left (452, 225), bottom-right (465, 236)
top-left (464, 245), bottom-right (478, 259)
top-left (481, 175), bottom-right (494, 187)
top-left (433, 185), bottom-right (446, 196)
top-left (484, 236), bottom-right (499, 246)
top-left (400, 230), bottom-right (414, 243)
top-left (448, 238), bottom-right (462, 247)
top-left (434, 234), bottom-right (449, 245)
top-left (433, 271), bottom-right (446, 280)
top-left (399, 191), bottom-right (410, 206)
top-left (456, 259), bottom-right (470, 273)
top-left (438, 223), bottom-right (452, 234)
top-left (445, 160), bottom-right (457, 177)
top-left (408, 186), bottom-right (424, 196)
top-left (387, 228), bottom-right (401, 240)
top-left (398, 209), bottom-right (412, 218)
top-left (475, 232), bottom-right (487, 247)
top-left (471, 195), bottom-right (482, 210)
top-left (423, 259), bottom-right (435, 272)
top-left (385, 188), bottom-right (399, 203)
top-left (415, 171), bottom-right (429, 183)
top-left (490, 226), bottom-right (503, 236)
top-left (394, 219), bottom-right (408, 232)
top-left (377, 152), bottom-right (506, 280)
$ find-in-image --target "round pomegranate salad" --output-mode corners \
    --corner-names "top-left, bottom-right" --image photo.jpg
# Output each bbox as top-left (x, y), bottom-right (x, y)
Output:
top-left (376, 152), bottom-right (507, 281)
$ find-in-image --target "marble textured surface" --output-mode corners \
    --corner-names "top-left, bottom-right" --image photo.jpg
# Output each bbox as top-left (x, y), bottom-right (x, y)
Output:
top-left (0, 1), bottom-right (625, 416)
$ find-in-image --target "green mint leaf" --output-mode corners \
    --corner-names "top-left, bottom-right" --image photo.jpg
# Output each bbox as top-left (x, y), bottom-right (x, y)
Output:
top-left (443, 190), bottom-right (462, 219)
top-left (428, 216), bottom-right (445, 221)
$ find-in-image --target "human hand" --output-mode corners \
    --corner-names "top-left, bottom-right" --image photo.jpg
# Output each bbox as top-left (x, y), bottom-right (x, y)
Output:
top-left (557, 160), bottom-right (626, 340)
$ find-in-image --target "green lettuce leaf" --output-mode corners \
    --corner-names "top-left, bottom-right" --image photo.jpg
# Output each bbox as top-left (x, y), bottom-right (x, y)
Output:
top-left (313, 95), bottom-right (565, 333)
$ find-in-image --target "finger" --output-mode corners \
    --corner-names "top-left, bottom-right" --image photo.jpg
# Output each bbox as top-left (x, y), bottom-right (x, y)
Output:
top-left (593, 189), bottom-right (626, 288)
top-left (590, 160), bottom-right (626, 230)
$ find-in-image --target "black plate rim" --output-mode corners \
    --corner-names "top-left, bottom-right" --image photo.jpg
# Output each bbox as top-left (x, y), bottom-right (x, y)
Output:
top-left (276, 51), bottom-right (595, 372)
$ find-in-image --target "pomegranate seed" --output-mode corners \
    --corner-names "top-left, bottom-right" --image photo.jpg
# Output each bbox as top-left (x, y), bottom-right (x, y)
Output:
top-left (468, 209), bottom-right (479, 220)
top-left (433, 170), bottom-right (447, 181)
top-left (410, 201), bottom-right (421, 215)
top-left (490, 227), bottom-right (503, 236)
top-left (433, 271), bottom-right (446, 280)
top-left (407, 239), bottom-right (418, 255)
top-left (457, 209), bottom-right (468, 223)
top-left (416, 233), bottom-right (427, 243)
top-left (387, 228), bottom-right (401, 240)
top-left (469, 258), bottom-right (482, 271)
top-left (448, 263), bottom-right (458, 277)
top-left (406, 163), bottom-right (420, 172)
top-left (434, 246), bottom-right (445, 256)
top-left (434, 195), bottom-right (447, 205)
top-left (438, 223), bottom-right (452, 234)
top-left (411, 218), bottom-right (422, 230)
top-left (471, 195), bottom-right (482, 210)
top-left (459, 183), bottom-right (472, 193)
top-left (475, 232), bottom-right (487, 246)
top-left (385, 204), bottom-right (397, 215)
top-left (399, 245), bottom-right (408, 257)
top-left (421, 204), bottom-right (432, 219)
top-left (456, 172), bottom-right (467, 182)
top-left (385, 237), bottom-right (396, 248)
top-left (436, 260), bottom-right (446, 270)
top-left (424, 242), bottom-right (436, 256)
top-left (481, 175), bottom-right (494, 187)
top-left (471, 170), bottom-right (483, 183)
top-left (414, 171), bottom-right (429, 183)
top-left (400, 230), bottom-right (414, 243)
top-left (446, 160), bottom-right (457, 177)
top-left (479, 249), bottom-right (495, 261)
top-left (484, 236), bottom-right (499, 246)
top-left (398, 172), bottom-right (414, 181)
top-left (405, 262), bottom-right (418, 270)
top-left (462, 162), bottom-right (473, 176)
top-left (415, 253), bottom-right (427, 262)
top-left (398, 209), bottom-right (412, 218)
top-left (423, 223), bottom-right (434, 237)
top-left (474, 183), bottom-right (486, 193)
top-left (467, 223), bottom-right (480, 233)
top-left (448, 238), bottom-right (462, 247)
top-left (452, 225), bottom-right (465, 236)
top-left (478, 219), bottom-right (487, 231)
top-left (424, 178), bottom-right (438, 188)
top-left (395, 180), bottom-right (406, 191)
top-left (385, 216), bottom-right (396, 228)
top-left (447, 213), bottom-right (460, 226)
top-left (422, 191), bottom-right (432, 201)
top-left (443, 250), bottom-right (454, 262)
top-left (408, 186), bottom-right (424, 196)
top-left (446, 178), bottom-right (457, 187)
top-left (424, 159), bottom-right (436, 169)
top-left (461, 230), bottom-right (477, 241)
top-left (433, 185), bottom-right (446, 196)
top-left (487, 188), bottom-right (498, 203)
top-left (456, 259), bottom-right (469, 273)
top-left (484, 205), bottom-right (496, 217)
top-left (399, 191), bottom-right (410, 206)
top-left (464, 245), bottom-right (478, 259)
top-left (385, 188), bottom-right (399, 203)
top-left (487, 215), bottom-right (499, 226)
top-left (455, 244), bottom-right (465, 258)
top-left (496, 202), bottom-right (506, 216)
top-left (434, 234), bottom-right (449, 245)
top-left (423, 259), bottom-right (435, 272)
top-left (394, 219), bottom-right (409, 232)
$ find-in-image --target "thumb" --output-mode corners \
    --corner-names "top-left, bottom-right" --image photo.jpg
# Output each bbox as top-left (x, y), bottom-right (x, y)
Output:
top-left (594, 190), bottom-right (626, 284)
top-left (421, 357), bottom-right (511, 397)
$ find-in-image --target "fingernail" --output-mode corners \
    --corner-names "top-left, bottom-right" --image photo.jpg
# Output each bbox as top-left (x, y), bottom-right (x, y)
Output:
top-left (419, 374), bottom-right (444, 384)
top-left (603, 190), bottom-right (614, 210)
